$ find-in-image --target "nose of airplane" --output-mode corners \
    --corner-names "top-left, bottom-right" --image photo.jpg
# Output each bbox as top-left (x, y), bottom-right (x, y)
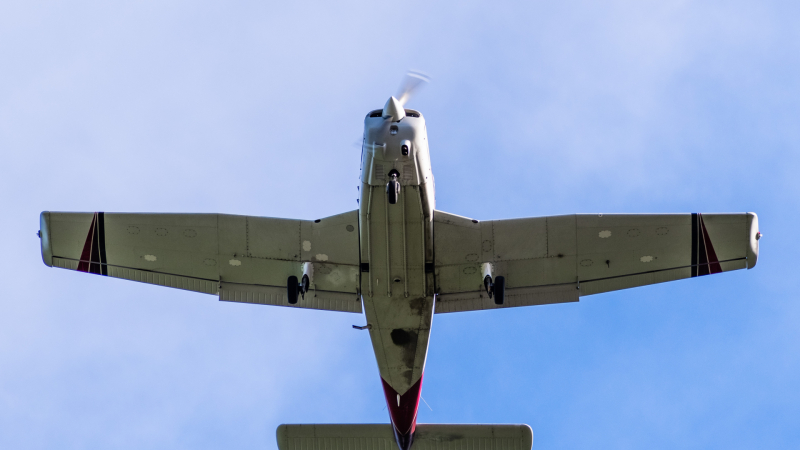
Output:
top-left (382, 96), bottom-right (406, 122)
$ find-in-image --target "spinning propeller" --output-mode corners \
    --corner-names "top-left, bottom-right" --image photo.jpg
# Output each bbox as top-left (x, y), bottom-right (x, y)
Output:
top-left (383, 71), bottom-right (430, 121)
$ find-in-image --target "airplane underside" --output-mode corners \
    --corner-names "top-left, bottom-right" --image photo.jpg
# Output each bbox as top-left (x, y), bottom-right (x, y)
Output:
top-left (360, 183), bottom-right (433, 449)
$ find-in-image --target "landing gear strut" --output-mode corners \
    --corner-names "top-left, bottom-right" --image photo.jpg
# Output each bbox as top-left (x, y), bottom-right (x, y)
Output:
top-left (301, 274), bottom-right (310, 298)
top-left (287, 276), bottom-right (299, 304)
top-left (483, 275), bottom-right (505, 305)
top-left (287, 262), bottom-right (313, 304)
top-left (287, 275), bottom-right (310, 304)
top-left (482, 262), bottom-right (505, 305)
top-left (386, 171), bottom-right (400, 205)
top-left (493, 276), bottom-right (505, 305)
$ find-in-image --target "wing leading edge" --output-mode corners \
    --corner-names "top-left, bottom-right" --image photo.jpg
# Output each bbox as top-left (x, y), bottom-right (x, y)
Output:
top-left (40, 210), bottom-right (362, 313)
top-left (433, 211), bottom-right (759, 313)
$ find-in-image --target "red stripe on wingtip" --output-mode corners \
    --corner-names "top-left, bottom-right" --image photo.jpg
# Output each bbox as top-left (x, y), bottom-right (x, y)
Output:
top-left (699, 214), bottom-right (722, 274)
top-left (77, 214), bottom-right (97, 273)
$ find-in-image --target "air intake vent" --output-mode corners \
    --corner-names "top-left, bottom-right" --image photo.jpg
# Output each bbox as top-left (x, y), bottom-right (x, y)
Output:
top-left (368, 110), bottom-right (383, 118)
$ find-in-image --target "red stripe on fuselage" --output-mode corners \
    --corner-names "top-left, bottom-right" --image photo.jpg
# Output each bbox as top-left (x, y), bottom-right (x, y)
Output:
top-left (381, 375), bottom-right (423, 436)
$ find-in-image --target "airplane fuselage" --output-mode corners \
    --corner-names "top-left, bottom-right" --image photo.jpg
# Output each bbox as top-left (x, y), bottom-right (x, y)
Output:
top-left (359, 104), bottom-right (435, 450)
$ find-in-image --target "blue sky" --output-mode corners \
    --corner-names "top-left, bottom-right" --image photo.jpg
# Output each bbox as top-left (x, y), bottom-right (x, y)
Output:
top-left (1, 1), bottom-right (798, 449)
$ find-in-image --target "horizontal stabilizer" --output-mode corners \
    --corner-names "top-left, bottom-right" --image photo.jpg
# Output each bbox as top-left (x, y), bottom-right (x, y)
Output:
top-left (277, 424), bottom-right (532, 450)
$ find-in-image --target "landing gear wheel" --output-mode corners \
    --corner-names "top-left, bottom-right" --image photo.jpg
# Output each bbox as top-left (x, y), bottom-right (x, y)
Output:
top-left (287, 275), bottom-right (299, 304)
top-left (386, 174), bottom-right (400, 205)
top-left (301, 274), bottom-right (310, 299)
top-left (493, 276), bottom-right (505, 305)
top-left (484, 275), bottom-right (493, 299)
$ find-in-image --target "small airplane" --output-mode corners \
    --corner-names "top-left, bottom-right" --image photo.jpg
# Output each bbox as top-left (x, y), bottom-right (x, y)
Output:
top-left (38, 73), bottom-right (761, 450)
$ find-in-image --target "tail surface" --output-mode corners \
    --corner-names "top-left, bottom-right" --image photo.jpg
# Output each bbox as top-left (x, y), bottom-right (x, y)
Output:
top-left (277, 423), bottom-right (533, 450)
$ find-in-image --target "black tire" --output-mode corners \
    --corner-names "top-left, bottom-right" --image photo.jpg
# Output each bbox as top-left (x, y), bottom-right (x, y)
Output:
top-left (301, 275), bottom-right (310, 296)
top-left (287, 276), bottom-right (299, 304)
top-left (387, 180), bottom-right (399, 204)
top-left (494, 276), bottom-right (505, 305)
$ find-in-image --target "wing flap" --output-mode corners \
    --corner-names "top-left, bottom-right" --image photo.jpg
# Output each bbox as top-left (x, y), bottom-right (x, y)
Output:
top-left (220, 282), bottom-right (361, 313)
top-left (435, 283), bottom-right (578, 313)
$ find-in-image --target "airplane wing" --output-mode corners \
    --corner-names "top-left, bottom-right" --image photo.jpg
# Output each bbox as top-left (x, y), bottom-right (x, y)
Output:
top-left (433, 211), bottom-right (760, 313)
top-left (39, 211), bottom-right (362, 313)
